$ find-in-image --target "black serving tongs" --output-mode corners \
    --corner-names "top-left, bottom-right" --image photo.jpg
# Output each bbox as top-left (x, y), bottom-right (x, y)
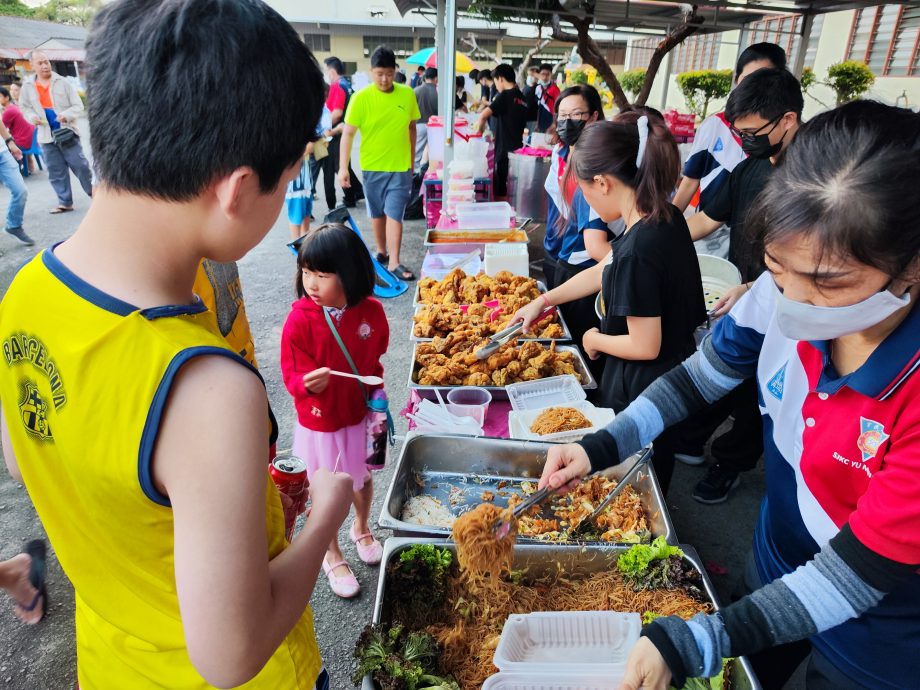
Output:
top-left (473, 306), bottom-right (556, 361)
top-left (565, 445), bottom-right (655, 538)
top-left (492, 485), bottom-right (554, 540)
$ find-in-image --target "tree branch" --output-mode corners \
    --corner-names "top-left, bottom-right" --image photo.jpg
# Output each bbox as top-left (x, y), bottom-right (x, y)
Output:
top-left (460, 33), bottom-right (500, 66)
top-left (634, 5), bottom-right (705, 106)
top-left (517, 31), bottom-right (553, 86)
top-left (551, 12), bottom-right (630, 111)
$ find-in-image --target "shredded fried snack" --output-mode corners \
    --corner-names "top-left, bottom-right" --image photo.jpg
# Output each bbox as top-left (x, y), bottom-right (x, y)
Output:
top-left (451, 504), bottom-right (514, 583)
top-left (418, 268), bottom-right (541, 305)
top-left (529, 407), bottom-right (593, 435)
top-left (414, 339), bottom-right (582, 387)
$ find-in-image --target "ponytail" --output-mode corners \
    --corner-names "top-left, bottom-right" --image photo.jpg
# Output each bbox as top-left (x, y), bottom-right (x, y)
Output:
top-left (571, 108), bottom-right (679, 222)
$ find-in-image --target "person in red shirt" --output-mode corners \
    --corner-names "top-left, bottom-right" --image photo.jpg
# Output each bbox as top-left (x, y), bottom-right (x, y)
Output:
top-left (319, 57), bottom-right (363, 209)
top-left (0, 87), bottom-right (37, 174)
top-left (281, 223), bottom-right (389, 599)
top-left (535, 63), bottom-right (561, 133)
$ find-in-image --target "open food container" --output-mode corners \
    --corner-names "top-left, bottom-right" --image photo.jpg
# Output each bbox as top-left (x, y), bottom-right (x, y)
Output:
top-left (413, 278), bottom-right (548, 308)
top-left (408, 343), bottom-right (597, 400)
top-left (456, 201), bottom-right (513, 230)
top-left (362, 538), bottom-right (762, 690)
top-left (508, 400), bottom-right (616, 443)
top-left (378, 434), bottom-right (673, 545)
top-left (409, 303), bottom-right (573, 343)
top-left (506, 375), bottom-right (587, 411)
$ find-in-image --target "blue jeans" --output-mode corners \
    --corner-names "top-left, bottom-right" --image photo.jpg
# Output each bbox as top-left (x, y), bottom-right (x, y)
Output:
top-left (0, 148), bottom-right (28, 230)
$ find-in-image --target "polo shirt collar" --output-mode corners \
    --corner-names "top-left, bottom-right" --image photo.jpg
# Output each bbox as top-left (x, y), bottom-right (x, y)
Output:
top-left (811, 298), bottom-right (920, 399)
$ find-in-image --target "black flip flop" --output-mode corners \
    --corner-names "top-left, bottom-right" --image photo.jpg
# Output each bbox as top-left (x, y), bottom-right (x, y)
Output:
top-left (48, 206), bottom-right (74, 215)
top-left (18, 540), bottom-right (48, 622)
top-left (375, 252), bottom-right (389, 264)
top-left (392, 263), bottom-right (416, 281)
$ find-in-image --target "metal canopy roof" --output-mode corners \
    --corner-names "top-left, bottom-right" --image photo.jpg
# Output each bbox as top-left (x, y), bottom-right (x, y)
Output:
top-left (393, 1), bottom-right (920, 34)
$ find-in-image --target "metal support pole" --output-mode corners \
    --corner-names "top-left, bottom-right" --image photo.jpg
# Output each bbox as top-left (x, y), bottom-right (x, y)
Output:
top-left (792, 13), bottom-right (815, 79)
top-left (441, 0), bottom-right (458, 172)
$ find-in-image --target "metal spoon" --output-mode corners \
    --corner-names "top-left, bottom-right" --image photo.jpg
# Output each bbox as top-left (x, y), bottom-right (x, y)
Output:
top-left (328, 370), bottom-right (384, 386)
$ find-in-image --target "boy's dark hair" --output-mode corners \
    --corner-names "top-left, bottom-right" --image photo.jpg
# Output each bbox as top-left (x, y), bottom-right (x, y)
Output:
top-left (417, 66), bottom-right (425, 72)
top-left (725, 68), bottom-right (803, 124)
top-left (324, 56), bottom-right (345, 75)
top-left (370, 45), bottom-right (397, 69)
top-left (424, 67), bottom-right (438, 81)
top-left (469, 69), bottom-right (480, 81)
top-left (538, 63), bottom-right (553, 73)
top-left (86, 0), bottom-right (323, 202)
top-left (394, 71), bottom-right (407, 84)
top-left (735, 42), bottom-right (787, 80)
top-left (479, 69), bottom-right (492, 82)
top-left (295, 224), bottom-right (375, 306)
top-left (571, 109), bottom-right (679, 223)
top-left (456, 75), bottom-right (465, 89)
top-left (0, 87), bottom-right (9, 99)
top-left (750, 100), bottom-right (920, 280)
top-left (492, 63), bottom-right (515, 84)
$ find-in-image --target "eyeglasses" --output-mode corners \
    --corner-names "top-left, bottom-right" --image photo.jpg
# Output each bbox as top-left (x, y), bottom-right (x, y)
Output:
top-left (557, 111), bottom-right (590, 122)
top-left (731, 115), bottom-right (782, 139)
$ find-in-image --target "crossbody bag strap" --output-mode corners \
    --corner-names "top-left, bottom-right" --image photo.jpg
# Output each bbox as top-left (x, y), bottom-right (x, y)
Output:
top-left (323, 308), bottom-right (368, 405)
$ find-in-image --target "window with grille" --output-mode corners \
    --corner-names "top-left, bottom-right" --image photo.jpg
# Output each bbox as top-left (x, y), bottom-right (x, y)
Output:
top-left (418, 36), bottom-right (435, 50)
top-left (847, 4), bottom-right (920, 76)
top-left (742, 14), bottom-right (803, 68)
top-left (363, 35), bottom-right (415, 58)
top-left (304, 33), bottom-right (330, 53)
top-left (672, 33), bottom-right (722, 73)
top-left (802, 14), bottom-right (825, 69)
top-left (627, 37), bottom-right (659, 70)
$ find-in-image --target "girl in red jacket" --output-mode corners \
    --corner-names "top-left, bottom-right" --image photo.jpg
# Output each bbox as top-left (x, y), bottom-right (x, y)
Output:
top-left (281, 224), bottom-right (389, 598)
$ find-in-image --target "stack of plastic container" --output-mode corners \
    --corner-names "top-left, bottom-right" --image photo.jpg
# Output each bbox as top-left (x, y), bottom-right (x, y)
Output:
top-left (444, 159), bottom-right (475, 217)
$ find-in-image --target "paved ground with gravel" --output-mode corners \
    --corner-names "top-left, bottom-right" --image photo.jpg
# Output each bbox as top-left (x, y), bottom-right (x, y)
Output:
top-left (0, 126), bottom-right (802, 689)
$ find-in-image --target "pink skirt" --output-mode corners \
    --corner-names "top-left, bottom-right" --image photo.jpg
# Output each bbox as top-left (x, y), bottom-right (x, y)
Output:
top-left (292, 420), bottom-right (371, 492)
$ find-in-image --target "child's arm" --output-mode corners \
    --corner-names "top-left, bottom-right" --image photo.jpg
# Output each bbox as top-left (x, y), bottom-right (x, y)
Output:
top-left (583, 316), bottom-right (662, 361)
top-left (280, 316), bottom-right (324, 398)
top-left (338, 124), bottom-right (358, 188)
top-left (155, 355), bottom-right (352, 688)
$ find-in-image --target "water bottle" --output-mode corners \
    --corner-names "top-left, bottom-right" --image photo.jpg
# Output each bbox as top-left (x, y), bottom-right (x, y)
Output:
top-left (366, 390), bottom-right (389, 470)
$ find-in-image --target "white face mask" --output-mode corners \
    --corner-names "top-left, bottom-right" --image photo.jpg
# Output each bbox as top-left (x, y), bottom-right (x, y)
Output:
top-left (774, 283), bottom-right (911, 341)
top-left (526, 75), bottom-right (536, 86)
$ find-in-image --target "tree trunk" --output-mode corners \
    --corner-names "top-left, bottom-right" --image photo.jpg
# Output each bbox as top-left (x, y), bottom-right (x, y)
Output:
top-left (634, 7), bottom-right (705, 106)
top-left (517, 34), bottom-right (553, 87)
top-left (460, 34), bottom-right (500, 66)
top-left (551, 13), bottom-right (630, 111)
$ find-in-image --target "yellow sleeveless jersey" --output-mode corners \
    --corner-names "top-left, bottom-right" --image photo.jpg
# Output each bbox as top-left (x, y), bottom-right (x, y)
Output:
top-left (0, 250), bottom-right (324, 690)
top-left (193, 259), bottom-right (258, 367)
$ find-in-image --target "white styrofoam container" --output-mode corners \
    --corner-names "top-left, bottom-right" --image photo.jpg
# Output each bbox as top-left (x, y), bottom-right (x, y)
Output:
top-left (420, 252), bottom-right (482, 280)
top-left (456, 201), bottom-right (513, 230)
top-left (508, 401), bottom-right (615, 443)
top-left (484, 243), bottom-right (529, 277)
top-left (482, 674), bottom-right (621, 690)
top-left (506, 375), bottom-right (587, 412)
top-left (493, 611), bottom-right (641, 674)
top-left (698, 254), bottom-right (742, 311)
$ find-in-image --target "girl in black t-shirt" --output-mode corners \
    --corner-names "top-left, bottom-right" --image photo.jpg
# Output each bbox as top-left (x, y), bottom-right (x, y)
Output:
top-left (515, 111), bottom-right (705, 492)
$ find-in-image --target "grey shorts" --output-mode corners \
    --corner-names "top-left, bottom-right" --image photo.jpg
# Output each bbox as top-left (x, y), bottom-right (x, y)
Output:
top-left (363, 170), bottom-right (413, 221)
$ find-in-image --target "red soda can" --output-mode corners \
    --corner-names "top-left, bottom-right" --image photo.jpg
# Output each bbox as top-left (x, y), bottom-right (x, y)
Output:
top-left (269, 453), bottom-right (308, 541)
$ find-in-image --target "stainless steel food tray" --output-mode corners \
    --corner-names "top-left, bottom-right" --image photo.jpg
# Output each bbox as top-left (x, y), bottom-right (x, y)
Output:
top-left (379, 434), bottom-right (673, 545)
top-left (413, 279), bottom-right (548, 308)
top-left (409, 302), bottom-right (573, 343)
top-left (362, 537), bottom-right (762, 690)
top-left (408, 343), bottom-right (597, 400)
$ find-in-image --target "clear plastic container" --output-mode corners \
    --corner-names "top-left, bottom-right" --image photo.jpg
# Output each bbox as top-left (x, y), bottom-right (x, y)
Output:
top-left (449, 159), bottom-right (474, 179)
top-left (456, 201), bottom-right (513, 230)
top-left (493, 611), bottom-right (641, 674)
top-left (484, 243), bottom-right (529, 277)
top-left (446, 386), bottom-right (492, 427)
top-left (482, 674), bottom-right (622, 690)
top-left (508, 401), bottom-right (616, 443)
top-left (506, 375), bottom-right (586, 412)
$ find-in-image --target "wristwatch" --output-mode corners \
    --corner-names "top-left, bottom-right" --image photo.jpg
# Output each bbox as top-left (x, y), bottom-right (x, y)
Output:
top-left (3, 136), bottom-right (12, 146)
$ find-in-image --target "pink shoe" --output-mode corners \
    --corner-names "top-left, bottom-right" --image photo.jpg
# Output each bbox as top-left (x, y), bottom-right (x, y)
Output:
top-left (322, 558), bottom-right (360, 599)
top-left (350, 522), bottom-right (383, 565)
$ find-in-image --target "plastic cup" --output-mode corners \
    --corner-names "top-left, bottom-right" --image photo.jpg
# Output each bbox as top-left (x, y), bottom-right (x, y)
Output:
top-left (446, 387), bottom-right (492, 427)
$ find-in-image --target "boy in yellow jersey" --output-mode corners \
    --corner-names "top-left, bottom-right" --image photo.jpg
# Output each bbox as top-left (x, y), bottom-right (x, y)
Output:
top-left (0, 1), bottom-right (352, 689)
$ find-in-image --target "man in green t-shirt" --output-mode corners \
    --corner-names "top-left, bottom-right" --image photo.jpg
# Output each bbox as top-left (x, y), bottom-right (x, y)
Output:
top-left (339, 45), bottom-right (420, 281)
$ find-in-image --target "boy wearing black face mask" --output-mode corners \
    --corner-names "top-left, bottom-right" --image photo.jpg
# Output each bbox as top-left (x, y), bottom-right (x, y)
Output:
top-left (682, 68), bottom-right (803, 505)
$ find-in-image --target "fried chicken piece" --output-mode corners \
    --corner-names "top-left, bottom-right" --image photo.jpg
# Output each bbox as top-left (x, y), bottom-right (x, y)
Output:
top-left (464, 372), bottom-right (492, 386)
top-left (481, 491), bottom-right (495, 502)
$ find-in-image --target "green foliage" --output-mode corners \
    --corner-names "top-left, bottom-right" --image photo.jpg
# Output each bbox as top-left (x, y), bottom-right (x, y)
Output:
top-left (353, 624), bottom-right (457, 690)
top-left (32, 0), bottom-right (99, 26)
top-left (800, 67), bottom-right (816, 93)
top-left (826, 60), bottom-right (875, 105)
top-left (618, 68), bottom-right (647, 97)
top-left (568, 70), bottom-right (589, 86)
top-left (468, 0), bottom-right (559, 23)
top-left (675, 69), bottom-right (733, 119)
top-left (0, 0), bottom-right (34, 18)
top-left (617, 536), bottom-right (682, 580)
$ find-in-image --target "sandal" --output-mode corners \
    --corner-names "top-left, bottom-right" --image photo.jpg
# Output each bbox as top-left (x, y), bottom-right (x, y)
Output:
top-left (374, 252), bottom-right (389, 264)
top-left (350, 522), bottom-right (383, 565)
top-left (14, 540), bottom-right (47, 624)
top-left (49, 206), bottom-right (73, 215)
top-left (322, 557), bottom-right (360, 598)
top-left (390, 263), bottom-right (416, 281)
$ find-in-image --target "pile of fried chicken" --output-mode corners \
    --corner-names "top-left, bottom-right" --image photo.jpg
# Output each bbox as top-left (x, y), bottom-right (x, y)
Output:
top-left (413, 297), bottom-right (564, 340)
top-left (417, 268), bottom-right (541, 305)
top-left (414, 338), bottom-right (583, 387)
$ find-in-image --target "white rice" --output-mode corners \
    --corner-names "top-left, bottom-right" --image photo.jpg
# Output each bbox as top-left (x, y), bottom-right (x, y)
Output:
top-left (401, 495), bottom-right (457, 527)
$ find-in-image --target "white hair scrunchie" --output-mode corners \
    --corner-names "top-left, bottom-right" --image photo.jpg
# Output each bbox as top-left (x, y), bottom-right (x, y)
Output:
top-left (635, 115), bottom-right (649, 168)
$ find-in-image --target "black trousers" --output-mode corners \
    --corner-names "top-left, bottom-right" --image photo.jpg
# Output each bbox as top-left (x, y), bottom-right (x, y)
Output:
top-left (680, 377), bottom-right (763, 473)
top-left (552, 258), bottom-right (605, 386)
top-left (319, 135), bottom-right (363, 209)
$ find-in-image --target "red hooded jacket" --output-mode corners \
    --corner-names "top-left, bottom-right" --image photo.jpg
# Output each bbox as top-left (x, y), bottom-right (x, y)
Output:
top-left (280, 297), bottom-right (389, 431)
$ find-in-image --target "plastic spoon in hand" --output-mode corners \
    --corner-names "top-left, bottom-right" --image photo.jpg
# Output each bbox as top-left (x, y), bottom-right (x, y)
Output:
top-left (328, 370), bottom-right (384, 386)
top-left (492, 485), bottom-right (554, 540)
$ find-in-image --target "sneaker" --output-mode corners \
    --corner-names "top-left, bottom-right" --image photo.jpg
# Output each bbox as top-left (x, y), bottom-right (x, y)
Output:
top-left (675, 452), bottom-right (706, 466)
top-left (693, 464), bottom-right (741, 504)
top-left (4, 227), bottom-right (34, 246)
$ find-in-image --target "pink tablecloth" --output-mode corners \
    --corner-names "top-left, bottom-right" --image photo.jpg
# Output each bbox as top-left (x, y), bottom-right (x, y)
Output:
top-left (402, 390), bottom-right (512, 438)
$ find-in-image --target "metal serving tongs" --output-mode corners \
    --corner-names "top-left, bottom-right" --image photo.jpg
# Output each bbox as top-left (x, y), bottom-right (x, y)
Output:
top-left (473, 306), bottom-right (556, 360)
top-left (492, 485), bottom-right (554, 540)
top-left (566, 445), bottom-right (655, 538)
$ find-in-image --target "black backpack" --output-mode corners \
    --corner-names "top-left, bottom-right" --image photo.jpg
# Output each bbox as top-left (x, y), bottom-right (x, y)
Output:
top-left (339, 76), bottom-right (354, 114)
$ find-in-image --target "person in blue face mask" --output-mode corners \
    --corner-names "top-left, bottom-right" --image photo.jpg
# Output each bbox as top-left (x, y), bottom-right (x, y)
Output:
top-left (676, 68), bottom-right (803, 504)
top-left (539, 100), bottom-right (920, 690)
